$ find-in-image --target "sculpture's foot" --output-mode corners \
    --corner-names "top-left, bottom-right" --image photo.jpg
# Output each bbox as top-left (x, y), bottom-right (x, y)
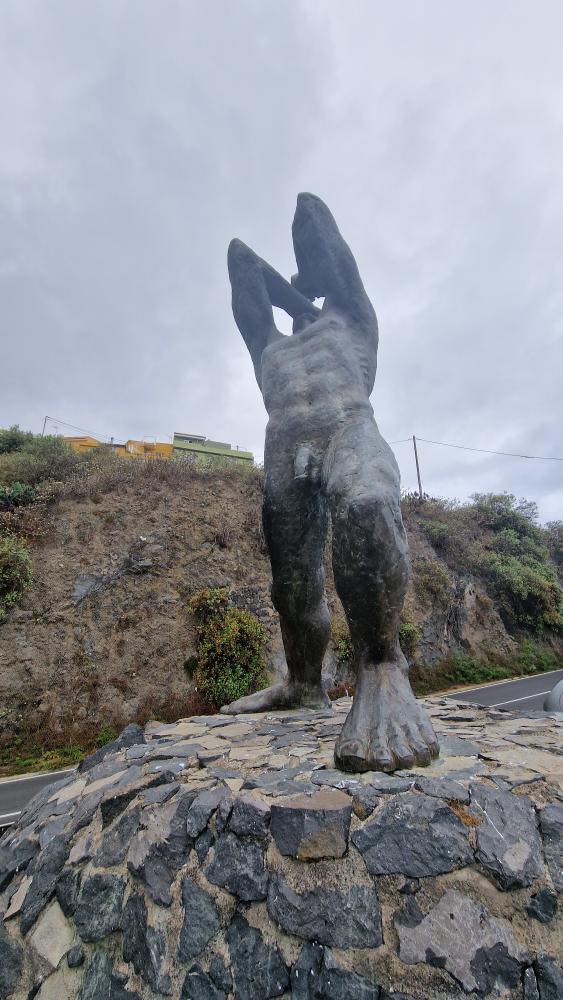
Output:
top-left (334, 659), bottom-right (439, 773)
top-left (220, 680), bottom-right (331, 715)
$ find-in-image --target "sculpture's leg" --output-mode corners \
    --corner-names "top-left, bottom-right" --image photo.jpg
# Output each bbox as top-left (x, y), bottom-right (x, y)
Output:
top-left (326, 419), bottom-right (439, 772)
top-left (220, 453), bottom-right (332, 715)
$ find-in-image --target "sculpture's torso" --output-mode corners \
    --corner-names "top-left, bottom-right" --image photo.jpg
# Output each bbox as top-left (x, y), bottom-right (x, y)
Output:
top-left (261, 309), bottom-right (377, 445)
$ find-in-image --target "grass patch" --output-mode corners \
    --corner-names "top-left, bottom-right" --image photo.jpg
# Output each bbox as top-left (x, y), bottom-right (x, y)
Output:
top-left (410, 642), bottom-right (561, 696)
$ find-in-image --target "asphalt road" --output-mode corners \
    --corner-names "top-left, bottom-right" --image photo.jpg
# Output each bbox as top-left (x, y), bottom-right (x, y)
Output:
top-left (0, 768), bottom-right (74, 830)
top-left (0, 669), bottom-right (561, 829)
top-left (448, 667), bottom-right (563, 711)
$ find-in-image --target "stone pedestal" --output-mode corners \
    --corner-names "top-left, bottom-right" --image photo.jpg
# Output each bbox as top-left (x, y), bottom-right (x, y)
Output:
top-left (0, 698), bottom-right (561, 999)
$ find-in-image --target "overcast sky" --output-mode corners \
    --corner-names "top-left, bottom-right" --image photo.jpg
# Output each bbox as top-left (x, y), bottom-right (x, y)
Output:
top-left (1, 1), bottom-right (562, 520)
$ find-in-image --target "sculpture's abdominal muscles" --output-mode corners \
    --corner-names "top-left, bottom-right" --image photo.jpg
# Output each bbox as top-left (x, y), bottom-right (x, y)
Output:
top-left (261, 318), bottom-right (373, 439)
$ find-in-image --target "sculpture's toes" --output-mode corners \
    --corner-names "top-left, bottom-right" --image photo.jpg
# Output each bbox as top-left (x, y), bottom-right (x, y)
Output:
top-left (334, 737), bottom-right (370, 773)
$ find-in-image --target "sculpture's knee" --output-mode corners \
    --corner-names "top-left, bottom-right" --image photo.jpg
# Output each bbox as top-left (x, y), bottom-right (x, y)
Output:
top-left (337, 491), bottom-right (407, 559)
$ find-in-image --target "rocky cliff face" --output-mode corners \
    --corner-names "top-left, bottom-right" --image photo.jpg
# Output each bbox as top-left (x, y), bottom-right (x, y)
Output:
top-left (0, 468), bottom-right (555, 759)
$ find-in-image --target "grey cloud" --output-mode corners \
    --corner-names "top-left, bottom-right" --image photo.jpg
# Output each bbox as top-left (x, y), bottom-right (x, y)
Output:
top-left (0, 0), bottom-right (561, 520)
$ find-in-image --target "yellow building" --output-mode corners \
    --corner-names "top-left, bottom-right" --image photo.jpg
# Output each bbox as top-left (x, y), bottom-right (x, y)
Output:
top-left (64, 437), bottom-right (173, 459)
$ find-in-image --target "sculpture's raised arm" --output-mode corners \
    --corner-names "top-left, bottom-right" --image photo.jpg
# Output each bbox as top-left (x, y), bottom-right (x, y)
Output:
top-left (291, 193), bottom-right (377, 332)
top-left (228, 238), bottom-right (320, 384)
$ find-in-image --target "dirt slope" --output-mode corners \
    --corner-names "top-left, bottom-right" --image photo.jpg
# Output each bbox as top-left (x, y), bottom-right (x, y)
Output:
top-left (0, 466), bottom-right (551, 756)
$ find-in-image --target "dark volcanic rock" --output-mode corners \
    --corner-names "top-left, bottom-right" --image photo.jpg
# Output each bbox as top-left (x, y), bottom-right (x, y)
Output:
top-left (122, 891), bottom-right (171, 995)
top-left (194, 829), bottom-right (215, 864)
top-left (270, 788), bottom-right (352, 860)
top-left (469, 942), bottom-right (522, 994)
top-left (413, 775), bottom-right (469, 803)
top-left (205, 832), bottom-right (268, 901)
top-left (539, 803), bottom-right (563, 893)
top-left (226, 912), bottom-right (289, 999)
top-left (228, 795), bottom-right (271, 840)
top-left (78, 723), bottom-right (145, 774)
top-left (127, 788), bottom-right (196, 905)
top-left (185, 786), bottom-right (228, 838)
top-left (471, 783), bottom-right (543, 889)
top-left (526, 888), bottom-right (558, 923)
top-left (20, 835), bottom-right (70, 933)
top-left (66, 944), bottom-right (85, 968)
top-left (178, 877), bottom-right (220, 962)
top-left (0, 834), bottom-right (38, 893)
top-left (73, 873), bottom-right (125, 941)
top-left (209, 955), bottom-right (232, 994)
top-left (0, 923), bottom-right (23, 999)
top-left (55, 865), bottom-right (82, 916)
top-left (93, 806), bottom-right (141, 868)
top-left (352, 792), bottom-right (472, 877)
top-left (290, 942), bottom-right (324, 999)
top-left (523, 967), bottom-right (540, 1000)
top-left (78, 950), bottom-right (141, 1000)
top-left (181, 965), bottom-right (226, 1000)
top-left (319, 950), bottom-right (380, 999)
top-left (267, 873), bottom-right (382, 949)
top-left (534, 954), bottom-right (563, 1000)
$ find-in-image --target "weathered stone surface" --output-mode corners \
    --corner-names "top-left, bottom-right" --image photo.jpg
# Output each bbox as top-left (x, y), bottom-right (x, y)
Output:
top-left (122, 891), bottom-right (171, 995)
top-left (20, 835), bottom-right (70, 933)
top-left (539, 804), bottom-right (563, 893)
top-left (269, 788), bottom-right (351, 860)
top-left (226, 912), bottom-right (289, 999)
top-left (73, 874), bottom-right (125, 941)
top-left (523, 967), bottom-right (540, 1000)
top-left (126, 788), bottom-right (195, 905)
top-left (178, 877), bottom-right (220, 962)
top-left (268, 873), bottom-right (382, 948)
top-left (93, 806), bottom-right (141, 868)
top-left (0, 922), bottom-right (23, 999)
top-left (180, 964), bottom-right (226, 1000)
top-left (363, 774), bottom-right (414, 794)
top-left (28, 899), bottom-right (74, 969)
top-left (205, 832), bottom-right (268, 901)
top-left (534, 954), bottom-right (563, 1000)
top-left (227, 795), bottom-right (271, 839)
top-left (413, 775), bottom-right (469, 803)
top-left (396, 888), bottom-right (524, 993)
top-left (194, 829), bottom-right (215, 863)
top-left (471, 783), bottom-right (543, 889)
top-left (185, 786), bottom-right (228, 838)
top-left (352, 792), bottom-right (472, 877)
top-left (526, 888), bottom-right (558, 924)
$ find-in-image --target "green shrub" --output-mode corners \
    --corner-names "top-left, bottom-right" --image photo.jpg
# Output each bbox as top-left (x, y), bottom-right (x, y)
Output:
top-left (0, 425), bottom-right (35, 454)
top-left (331, 618), bottom-right (354, 664)
top-left (413, 558), bottom-right (451, 608)
top-left (0, 482), bottom-right (37, 509)
top-left (96, 725), bottom-right (118, 747)
top-left (421, 520), bottom-right (452, 555)
top-left (399, 616), bottom-right (421, 656)
top-left (188, 589), bottom-right (267, 708)
top-left (0, 435), bottom-right (81, 487)
top-left (545, 521), bottom-right (563, 572)
top-left (0, 535), bottom-right (32, 622)
top-left (478, 549), bottom-right (562, 632)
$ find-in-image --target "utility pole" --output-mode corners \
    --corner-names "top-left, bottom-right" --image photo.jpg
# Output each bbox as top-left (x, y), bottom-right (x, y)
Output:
top-left (412, 435), bottom-right (423, 501)
top-left (41, 416), bottom-right (48, 437)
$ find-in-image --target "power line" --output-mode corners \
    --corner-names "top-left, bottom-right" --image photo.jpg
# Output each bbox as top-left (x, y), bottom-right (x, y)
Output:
top-left (416, 437), bottom-right (563, 462)
top-left (42, 416), bottom-right (110, 442)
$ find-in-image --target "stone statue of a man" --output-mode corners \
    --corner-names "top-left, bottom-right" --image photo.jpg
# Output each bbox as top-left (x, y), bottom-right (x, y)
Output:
top-left (223, 193), bottom-right (439, 773)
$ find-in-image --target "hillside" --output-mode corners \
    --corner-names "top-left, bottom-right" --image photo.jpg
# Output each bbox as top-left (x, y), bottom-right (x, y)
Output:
top-left (0, 432), bottom-right (561, 772)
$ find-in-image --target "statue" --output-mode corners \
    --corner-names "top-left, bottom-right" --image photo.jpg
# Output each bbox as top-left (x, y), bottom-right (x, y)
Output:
top-left (223, 193), bottom-right (439, 773)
